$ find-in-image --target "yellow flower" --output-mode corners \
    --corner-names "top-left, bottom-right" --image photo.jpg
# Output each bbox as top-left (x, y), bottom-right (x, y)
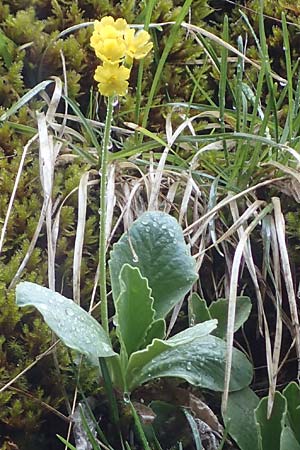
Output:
top-left (124, 29), bottom-right (153, 59)
top-left (94, 62), bottom-right (131, 97)
top-left (93, 38), bottom-right (126, 64)
top-left (93, 16), bottom-right (128, 39)
top-left (91, 16), bottom-right (129, 64)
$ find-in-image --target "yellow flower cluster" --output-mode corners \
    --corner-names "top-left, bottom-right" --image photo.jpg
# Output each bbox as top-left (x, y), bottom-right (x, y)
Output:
top-left (90, 16), bottom-right (153, 97)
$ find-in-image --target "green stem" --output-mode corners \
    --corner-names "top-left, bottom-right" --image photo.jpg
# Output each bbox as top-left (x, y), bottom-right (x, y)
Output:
top-left (99, 95), bottom-right (114, 335)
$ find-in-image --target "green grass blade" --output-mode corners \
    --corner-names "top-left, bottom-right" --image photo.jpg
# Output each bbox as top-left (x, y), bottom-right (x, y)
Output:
top-left (141, 0), bottom-right (194, 134)
top-left (281, 13), bottom-right (293, 144)
top-left (0, 79), bottom-right (53, 122)
top-left (258, 0), bottom-right (279, 143)
top-left (128, 398), bottom-right (152, 450)
top-left (182, 408), bottom-right (203, 450)
top-left (235, 36), bottom-right (244, 133)
top-left (99, 357), bottom-right (123, 446)
top-left (63, 95), bottom-right (101, 155)
top-left (56, 435), bottom-right (77, 450)
top-left (79, 404), bottom-right (103, 450)
top-left (134, 0), bottom-right (156, 127)
top-left (219, 15), bottom-right (229, 165)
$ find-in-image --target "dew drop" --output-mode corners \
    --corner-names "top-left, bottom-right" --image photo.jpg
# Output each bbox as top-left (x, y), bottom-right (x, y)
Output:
top-left (112, 96), bottom-right (119, 107)
top-left (190, 314), bottom-right (195, 326)
top-left (187, 361), bottom-right (192, 371)
top-left (101, 343), bottom-right (112, 353)
top-left (39, 304), bottom-right (49, 311)
top-left (65, 307), bottom-right (75, 317)
top-left (123, 392), bottom-right (130, 403)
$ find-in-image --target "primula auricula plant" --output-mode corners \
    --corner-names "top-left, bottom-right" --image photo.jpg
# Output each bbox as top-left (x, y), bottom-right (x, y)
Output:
top-left (90, 16), bottom-right (153, 97)
top-left (15, 16), bottom-right (252, 442)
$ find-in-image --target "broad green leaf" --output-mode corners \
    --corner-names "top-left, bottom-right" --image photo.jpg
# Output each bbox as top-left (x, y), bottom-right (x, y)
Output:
top-left (126, 333), bottom-right (252, 392)
top-left (188, 293), bottom-right (211, 325)
top-left (167, 320), bottom-right (217, 345)
top-left (128, 321), bottom-right (218, 388)
top-left (109, 212), bottom-right (198, 319)
top-left (255, 392), bottom-right (287, 450)
top-left (209, 296), bottom-right (252, 339)
top-left (115, 264), bottom-right (155, 357)
top-left (16, 282), bottom-right (116, 360)
top-left (142, 319), bottom-right (166, 348)
top-left (283, 382), bottom-right (300, 443)
top-left (280, 427), bottom-right (300, 450)
top-left (223, 387), bottom-right (260, 450)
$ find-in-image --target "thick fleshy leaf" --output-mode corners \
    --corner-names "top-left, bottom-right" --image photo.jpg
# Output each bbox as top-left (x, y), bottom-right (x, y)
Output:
top-left (255, 392), bottom-right (287, 450)
top-left (142, 319), bottom-right (166, 348)
top-left (188, 292), bottom-right (211, 325)
top-left (16, 282), bottom-right (116, 360)
top-left (283, 382), bottom-right (300, 443)
top-left (109, 212), bottom-right (198, 319)
top-left (126, 333), bottom-right (252, 392)
top-left (280, 427), bottom-right (300, 450)
top-left (167, 320), bottom-right (217, 345)
top-left (223, 387), bottom-right (260, 450)
top-left (115, 264), bottom-right (155, 356)
top-left (209, 296), bottom-right (252, 339)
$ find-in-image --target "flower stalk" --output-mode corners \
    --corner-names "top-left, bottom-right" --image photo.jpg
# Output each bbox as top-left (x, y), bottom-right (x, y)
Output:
top-left (99, 95), bottom-right (114, 335)
top-left (91, 16), bottom-right (153, 335)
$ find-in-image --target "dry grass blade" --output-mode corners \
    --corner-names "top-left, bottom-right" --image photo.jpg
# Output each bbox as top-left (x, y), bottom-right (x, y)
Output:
top-left (0, 133), bottom-right (38, 257)
top-left (263, 161), bottom-right (300, 184)
top-left (73, 171), bottom-right (90, 305)
top-left (272, 197), bottom-right (300, 377)
top-left (181, 22), bottom-right (287, 85)
top-left (229, 200), bottom-right (265, 334)
top-left (45, 76), bottom-right (63, 123)
top-left (184, 177), bottom-right (285, 236)
top-left (37, 112), bottom-right (56, 289)
top-left (164, 180), bottom-right (180, 213)
top-left (9, 196), bottom-right (48, 290)
top-left (229, 202), bottom-right (278, 415)
top-left (222, 205), bottom-right (273, 414)
top-left (0, 340), bottom-right (59, 394)
top-left (148, 114), bottom-right (171, 211)
top-left (195, 199), bottom-right (264, 257)
top-left (6, 385), bottom-right (70, 422)
top-left (54, 112), bottom-right (133, 136)
top-left (267, 215), bottom-right (283, 417)
top-left (178, 172), bottom-right (194, 225)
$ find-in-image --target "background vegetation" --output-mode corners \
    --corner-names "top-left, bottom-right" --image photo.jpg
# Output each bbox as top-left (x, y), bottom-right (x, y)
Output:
top-left (1, 0), bottom-right (300, 449)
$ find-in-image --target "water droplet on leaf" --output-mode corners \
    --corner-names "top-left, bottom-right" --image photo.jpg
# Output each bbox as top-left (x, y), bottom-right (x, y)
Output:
top-left (65, 307), bottom-right (75, 317)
